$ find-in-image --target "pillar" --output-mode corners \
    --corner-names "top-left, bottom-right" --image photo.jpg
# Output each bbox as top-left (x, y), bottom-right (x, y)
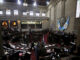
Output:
top-left (61, 0), bottom-right (66, 17)
top-left (0, 22), bottom-right (3, 59)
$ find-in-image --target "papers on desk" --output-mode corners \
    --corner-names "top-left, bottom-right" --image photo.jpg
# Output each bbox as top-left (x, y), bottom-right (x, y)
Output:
top-left (52, 44), bottom-right (55, 46)
top-left (27, 52), bottom-right (31, 54)
top-left (64, 48), bottom-right (68, 52)
top-left (45, 44), bottom-right (55, 48)
top-left (21, 43), bottom-right (27, 46)
top-left (49, 45), bottom-right (52, 47)
top-left (26, 47), bottom-right (29, 50)
top-left (45, 45), bottom-right (48, 48)
top-left (46, 49), bottom-right (51, 53)
top-left (16, 47), bottom-right (19, 49)
top-left (70, 42), bottom-right (75, 45)
top-left (52, 56), bottom-right (55, 60)
top-left (5, 51), bottom-right (9, 55)
top-left (20, 47), bottom-right (24, 50)
top-left (9, 43), bottom-right (15, 49)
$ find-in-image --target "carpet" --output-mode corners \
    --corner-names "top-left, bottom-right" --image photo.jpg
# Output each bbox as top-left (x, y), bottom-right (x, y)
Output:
top-left (31, 50), bottom-right (36, 60)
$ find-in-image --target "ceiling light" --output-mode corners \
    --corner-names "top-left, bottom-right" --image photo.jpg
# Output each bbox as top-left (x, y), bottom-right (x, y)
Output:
top-left (33, 2), bottom-right (37, 7)
top-left (17, 0), bottom-right (21, 5)
top-left (23, 3), bottom-right (28, 6)
top-left (46, 1), bottom-right (50, 5)
top-left (0, 0), bottom-right (3, 3)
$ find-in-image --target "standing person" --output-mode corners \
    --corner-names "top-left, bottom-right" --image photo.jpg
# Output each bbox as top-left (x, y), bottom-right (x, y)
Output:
top-left (28, 27), bottom-right (31, 35)
top-left (30, 41), bottom-right (34, 51)
top-left (34, 43), bottom-right (40, 60)
top-left (28, 27), bottom-right (32, 42)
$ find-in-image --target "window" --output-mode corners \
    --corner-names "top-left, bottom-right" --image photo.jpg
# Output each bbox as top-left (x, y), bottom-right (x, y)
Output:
top-left (23, 12), bottom-right (27, 16)
top-left (14, 10), bottom-right (18, 15)
top-left (76, 0), bottom-right (80, 18)
top-left (0, 11), bottom-right (3, 15)
top-left (6, 9), bottom-right (11, 15)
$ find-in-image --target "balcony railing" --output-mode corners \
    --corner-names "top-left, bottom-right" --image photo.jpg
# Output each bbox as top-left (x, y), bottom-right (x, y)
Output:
top-left (0, 16), bottom-right (49, 20)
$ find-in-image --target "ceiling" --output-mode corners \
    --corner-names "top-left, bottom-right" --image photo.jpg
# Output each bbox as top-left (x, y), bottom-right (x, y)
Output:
top-left (5, 0), bottom-right (50, 6)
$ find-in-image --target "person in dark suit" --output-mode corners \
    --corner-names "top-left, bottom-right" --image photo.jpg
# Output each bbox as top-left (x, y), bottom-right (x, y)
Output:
top-left (34, 43), bottom-right (40, 60)
top-left (30, 41), bottom-right (34, 51)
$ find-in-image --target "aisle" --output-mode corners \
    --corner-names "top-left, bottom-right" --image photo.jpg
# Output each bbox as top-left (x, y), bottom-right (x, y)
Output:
top-left (31, 50), bottom-right (36, 60)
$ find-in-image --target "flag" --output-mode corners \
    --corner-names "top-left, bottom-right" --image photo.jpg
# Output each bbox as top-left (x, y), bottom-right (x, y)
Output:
top-left (57, 16), bottom-right (70, 31)
top-left (57, 20), bottom-right (61, 30)
top-left (62, 16), bottom-right (70, 30)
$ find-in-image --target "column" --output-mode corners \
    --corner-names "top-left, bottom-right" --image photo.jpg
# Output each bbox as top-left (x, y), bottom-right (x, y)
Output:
top-left (0, 22), bottom-right (3, 59)
top-left (53, 1), bottom-right (58, 30)
top-left (17, 20), bottom-right (21, 31)
top-left (61, 0), bottom-right (66, 17)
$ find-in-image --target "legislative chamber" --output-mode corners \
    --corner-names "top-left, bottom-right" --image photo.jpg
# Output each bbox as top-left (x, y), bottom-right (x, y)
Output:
top-left (0, 0), bottom-right (80, 60)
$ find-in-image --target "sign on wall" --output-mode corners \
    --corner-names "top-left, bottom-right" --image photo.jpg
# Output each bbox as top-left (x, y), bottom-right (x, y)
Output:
top-left (10, 21), bottom-right (17, 27)
top-left (1, 21), bottom-right (8, 28)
